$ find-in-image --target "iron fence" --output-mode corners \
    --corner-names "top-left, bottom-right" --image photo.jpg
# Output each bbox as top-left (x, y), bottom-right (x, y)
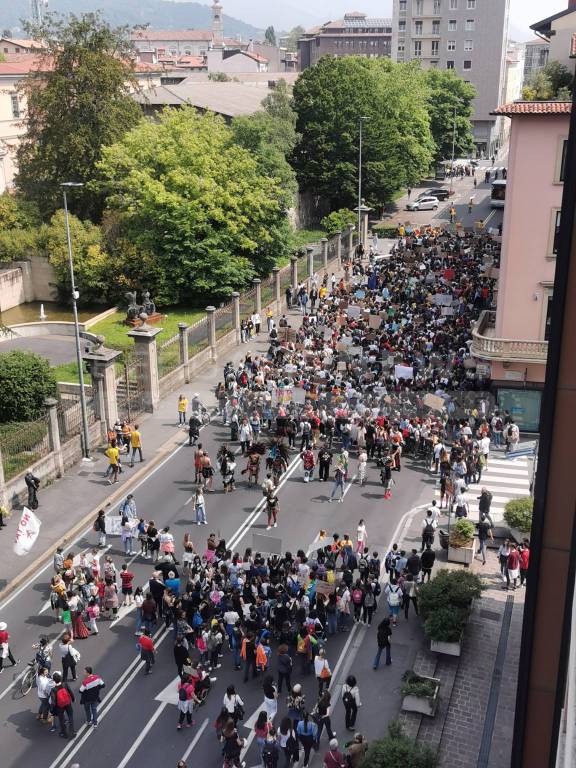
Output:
top-left (214, 302), bottom-right (234, 340)
top-left (57, 396), bottom-right (96, 441)
top-left (157, 334), bottom-right (181, 379)
top-left (0, 413), bottom-right (51, 481)
top-left (187, 317), bottom-right (210, 357)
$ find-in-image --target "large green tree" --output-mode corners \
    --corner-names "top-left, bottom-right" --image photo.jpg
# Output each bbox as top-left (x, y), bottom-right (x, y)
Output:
top-left (425, 69), bottom-right (475, 161)
top-left (97, 107), bottom-right (291, 303)
top-left (264, 25), bottom-right (276, 47)
top-left (0, 351), bottom-right (57, 423)
top-left (15, 12), bottom-right (142, 222)
top-left (523, 60), bottom-right (573, 101)
top-left (283, 26), bottom-right (305, 52)
top-left (292, 56), bottom-right (434, 210)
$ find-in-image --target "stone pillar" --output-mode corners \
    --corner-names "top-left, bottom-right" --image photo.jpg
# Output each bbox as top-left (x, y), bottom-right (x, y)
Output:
top-left (321, 238), bottom-right (328, 271)
top-left (272, 267), bottom-right (281, 312)
top-left (335, 231), bottom-right (342, 265)
top-left (45, 397), bottom-right (64, 477)
top-left (128, 327), bottom-right (162, 412)
top-left (253, 278), bottom-right (262, 315)
top-left (347, 225), bottom-right (354, 260)
top-left (306, 247), bottom-right (314, 283)
top-left (178, 322), bottom-right (190, 384)
top-left (0, 444), bottom-right (8, 511)
top-left (232, 292), bottom-right (241, 345)
top-left (290, 255), bottom-right (298, 291)
top-left (206, 306), bottom-right (217, 363)
top-left (84, 347), bottom-right (123, 432)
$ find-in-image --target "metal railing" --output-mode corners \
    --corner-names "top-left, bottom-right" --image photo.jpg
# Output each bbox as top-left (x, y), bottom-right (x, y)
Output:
top-left (157, 333), bottom-right (181, 378)
top-left (471, 310), bottom-right (549, 364)
top-left (0, 412), bottom-right (51, 481)
top-left (57, 396), bottom-right (96, 440)
top-left (187, 316), bottom-right (210, 357)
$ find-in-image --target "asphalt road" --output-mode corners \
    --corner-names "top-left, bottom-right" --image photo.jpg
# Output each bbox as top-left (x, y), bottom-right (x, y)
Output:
top-left (0, 415), bottom-right (435, 768)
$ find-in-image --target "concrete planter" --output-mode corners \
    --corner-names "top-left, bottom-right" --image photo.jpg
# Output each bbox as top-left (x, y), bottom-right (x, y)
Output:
top-left (401, 677), bottom-right (441, 716)
top-left (508, 526), bottom-right (529, 544)
top-left (448, 538), bottom-right (476, 565)
top-left (430, 638), bottom-right (462, 657)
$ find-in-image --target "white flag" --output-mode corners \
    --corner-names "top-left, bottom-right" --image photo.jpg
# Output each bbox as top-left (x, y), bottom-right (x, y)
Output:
top-left (13, 507), bottom-right (41, 556)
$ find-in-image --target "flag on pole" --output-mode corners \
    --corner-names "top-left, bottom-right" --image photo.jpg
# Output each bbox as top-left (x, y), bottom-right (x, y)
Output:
top-left (13, 507), bottom-right (41, 556)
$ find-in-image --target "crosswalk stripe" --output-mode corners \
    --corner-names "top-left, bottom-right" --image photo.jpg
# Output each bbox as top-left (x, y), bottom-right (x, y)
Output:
top-left (470, 476), bottom-right (529, 487)
top-left (483, 467), bottom-right (530, 476)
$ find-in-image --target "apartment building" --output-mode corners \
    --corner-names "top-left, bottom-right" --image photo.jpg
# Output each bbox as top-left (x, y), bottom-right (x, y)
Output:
top-left (470, 101), bottom-right (570, 429)
top-left (391, 0), bottom-right (510, 157)
top-left (531, 1), bottom-right (576, 73)
top-left (298, 12), bottom-right (392, 71)
top-left (523, 38), bottom-right (549, 86)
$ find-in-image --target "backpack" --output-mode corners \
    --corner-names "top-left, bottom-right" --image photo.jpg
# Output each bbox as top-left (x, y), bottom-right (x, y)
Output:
top-left (385, 551), bottom-right (396, 571)
top-left (262, 742), bottom-right (278, 768)
top-left (388, 586), bottom-right (401, 607)
top-left (342, 690), bottom-right (354, 707)
top-left (495, 418), bottom-right (503, 431)
top-left (297, 636), bottom-right (308, 654)
top-left (364, 590), bottom-right (375, 608)
top-left (423, 522), bottom-right (435, 542)
top-left (352, 589), bottom-right (363, 605)
top-left (358, 557), bottom-right (368, 572)
top-left (179, 686), bottom-right (188, 702)
top-left (56, 687), bottom-right (72, 709)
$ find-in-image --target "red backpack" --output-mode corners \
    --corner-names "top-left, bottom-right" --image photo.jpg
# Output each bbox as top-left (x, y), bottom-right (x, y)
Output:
top-left (56, 687), bottom-right (72, 708)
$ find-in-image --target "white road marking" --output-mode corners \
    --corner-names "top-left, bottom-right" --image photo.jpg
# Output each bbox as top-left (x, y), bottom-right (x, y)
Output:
top-left (341, 474), bottom-right (357, 499)
top-left (181, 717), bottom-right (210, 762)
top-left (241, 703), bottom-right (267, 760)
top-left (115, 701), bottom-right (169, 768)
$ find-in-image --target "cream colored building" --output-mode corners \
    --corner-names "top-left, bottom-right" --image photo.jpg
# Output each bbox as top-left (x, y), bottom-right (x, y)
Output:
top-left (530, 2), bottom-right (576, 72)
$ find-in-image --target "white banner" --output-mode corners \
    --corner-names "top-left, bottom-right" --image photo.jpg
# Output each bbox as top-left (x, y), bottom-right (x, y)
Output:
top-left (13, 507), bottom-right (41, 556)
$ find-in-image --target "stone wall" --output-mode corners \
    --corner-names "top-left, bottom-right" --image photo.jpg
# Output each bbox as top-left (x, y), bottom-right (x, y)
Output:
top-left (0, 266), bottom-right (25, 311)
top-left (0, 256), bottom-right (58, 314)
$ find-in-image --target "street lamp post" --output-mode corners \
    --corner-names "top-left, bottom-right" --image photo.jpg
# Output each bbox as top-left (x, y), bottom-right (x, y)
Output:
top-left (358, 116), bottom-right (369, 251)
top-left (449, 105), bottom-right (457, 195)
top-left (61, 182), bottom-right (91, 461)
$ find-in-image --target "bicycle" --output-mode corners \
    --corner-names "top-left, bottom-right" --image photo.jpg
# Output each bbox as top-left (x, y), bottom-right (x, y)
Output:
top-left (20, 638), bottom-right (51, 696)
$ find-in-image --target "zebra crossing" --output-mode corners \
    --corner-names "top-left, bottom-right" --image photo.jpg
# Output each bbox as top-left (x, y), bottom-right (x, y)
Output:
top-left (435, 453), bottom-right (532, 522)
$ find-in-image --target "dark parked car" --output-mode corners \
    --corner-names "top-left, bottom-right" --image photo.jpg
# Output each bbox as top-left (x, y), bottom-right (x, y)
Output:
top-left (419, 188), bottom-right (451, 201)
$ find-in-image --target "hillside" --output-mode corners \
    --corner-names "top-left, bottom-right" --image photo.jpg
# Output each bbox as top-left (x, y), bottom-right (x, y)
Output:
top-left (1, 0), bottom-right (263, 40)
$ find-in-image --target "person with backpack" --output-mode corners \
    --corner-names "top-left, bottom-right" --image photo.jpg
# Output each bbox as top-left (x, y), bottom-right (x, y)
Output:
top-left (361, 582), bottom-right (378, 625)
top-left (505, 420), bottom-right (520, 453)
top-left (384, 544), bottom-right (399, 583)
top-left (277, 644), bottom-right (293, 693)
top-left (384, 581), bottom-right (402, 627)
top-left (221, 719), bottom-right (245, 768)
top-left (373, 617), bottom-right (392, 669)
top-left (50, 671), bottom-right (75, 738)
top-left (296, 711), bottom-right (318, 768)
top-left (176, 675), bottom-right (200, 730)
top-left (420, 544), bottom-right (435, 582)
top-left (262, 728), bottom-right (281, 768)
top-left (342, 675), bottom-right (361, 731)
top-left (420, 510), bottom-right (438, 552)
top-left (93, 510), bottom-right (107, 548)
top-left (279, 716), bottom-right (299, 767)
top-left (351, 582), bottom-right (365, 623)
top-left (79, 666), bottom-right (105, 728)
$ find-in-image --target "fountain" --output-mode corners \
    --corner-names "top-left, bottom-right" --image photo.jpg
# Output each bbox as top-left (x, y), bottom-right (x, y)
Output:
top-left (39, 303), bottom-right (47, 321)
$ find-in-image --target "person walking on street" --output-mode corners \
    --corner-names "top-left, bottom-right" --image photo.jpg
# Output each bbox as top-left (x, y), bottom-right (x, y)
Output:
top-left (315, 690), bottom-right (336, 743)
top-left (373, 618), bottom-right (392, 669)
top-left (476, 514), bottom-right (493, 565)
top-left (296, 712), bottom-right (318, 768)
top-left (79, 666), bottom-right (105, 728)
top-left (223, 685), bottom-right (245, 726)
top-left (105, 442), bottom-right (120, 484)
top-left (277, 644), bottom-right (293, 694)
top-left (329, 465), bottom-right (345, 503)
top-left (402, 575), bottom-right (419, 619)
top-left (25, 471), bottom-right (40, 509)
top-left (314, 648), bottom-right (332, 696)
top-left (324, 739), bottom-right (346, 768)
top-left (58, 633), bottom-right (78, 682)
top-left (37, 666), bottom-right (55, 723)
top-left (342, 675), bottom-right (361, 731)
top-left (0, 622), bottom-right (19, 673)
top-left (177, 394), bottom-right (188, 426)
top-left (420, 510), bottom-right (437, 552)
top-left (266, 492), bottom-right (279, 530)
top-left (195, 486), bottom-right (207, 525)
top-left (420, 544), bottom-right (435, 582)
top-left (50, 672), bottom-right (75, 738)
top-left (318, 446), bottom-right (332, 482)
top-left (129, 424), bottom-right (143, 466)
top-left (346, 733), bottom-right (367, 768)
top-left (138, 628), bottom-right (156, 674)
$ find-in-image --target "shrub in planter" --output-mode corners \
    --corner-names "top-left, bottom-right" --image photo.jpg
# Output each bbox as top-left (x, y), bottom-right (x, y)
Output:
top-left (449, 518), bottom-right (476, 548)
top-left (424, 605), bottom-right (469, 643)
top-left (504, 497), bottom-right (533, 534)
top-left (401, 671), bottom-right (438, 698)
top-left (419, 569), bottom-right (483, 618)
top-left (360, 721), bottom-right (438, 768)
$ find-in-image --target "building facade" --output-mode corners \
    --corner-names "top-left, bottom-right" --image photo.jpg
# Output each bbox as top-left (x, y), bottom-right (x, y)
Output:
top-left (522, 38), bottom-right (550, 86)
top-left (531, 2), bottom-right (576, 73)
top-left (391, 0), bottom-right (510, 156)
top-left (298, 12), bottom-right (392, 71)
top-left (471, 101), bottom-right (570, 429)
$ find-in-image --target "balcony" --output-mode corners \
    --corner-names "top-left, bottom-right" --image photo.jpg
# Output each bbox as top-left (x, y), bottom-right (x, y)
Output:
top-left (471, 311), bottom-right (549, 364)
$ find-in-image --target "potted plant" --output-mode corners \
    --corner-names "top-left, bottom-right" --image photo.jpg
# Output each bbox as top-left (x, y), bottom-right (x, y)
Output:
top-left (448, 518), bottom-right (476, 565)
top-left (401, 671), bottom-right (441, 716)
top-left (424, 605), bottom-right (469, 656)
top-left (504, 497), bottom-right (533, 542)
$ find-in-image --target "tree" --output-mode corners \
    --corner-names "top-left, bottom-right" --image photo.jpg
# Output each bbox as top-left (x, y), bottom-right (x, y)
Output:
top-left (97, 107), bottom-right (290, 303)
top-left (425, 69), bottom-right (476, 161)
top-left (360, 722), bottom-right (438, 768)
top-left (264, 25), bottom-right (276, 47)
top-left (0, 350), bottom-right (57, 423)
top-left (321, 209), bottom-right (356, 235)
top-left (283, 25), bottom-right (305, 52)
top-left (522, 60), bottom-right (573, 101)
top-left (15, 12), bottom-right (142, 222)
top-left (292, 56), bottom-right (434, 210)
top-left (0, 193), bottom-right (41, 230)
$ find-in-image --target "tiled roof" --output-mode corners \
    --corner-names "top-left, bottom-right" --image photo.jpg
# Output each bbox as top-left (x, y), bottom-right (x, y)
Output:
top-left (0, 55), bottom-right (51, 75)
top-left (131, 29), bottom-right (214, 42)
top-left (493, 101), bottom-right (572, 116)
top-left (0, 37), bottom-right (45, 48)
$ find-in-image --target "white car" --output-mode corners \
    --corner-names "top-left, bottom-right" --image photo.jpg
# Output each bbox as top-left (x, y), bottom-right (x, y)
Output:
top-left (406, 196), bottom-right (439, 211)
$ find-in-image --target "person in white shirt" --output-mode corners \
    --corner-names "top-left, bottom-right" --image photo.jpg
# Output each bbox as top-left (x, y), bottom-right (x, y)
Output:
top-left (432, 442), bottom-right (444, 474)
top-left (356, 520), bottom-right (368, 553)
top-left (479, 435), bottom-right (491, 468)
top-left (37, 666), bottom-right (55, 723)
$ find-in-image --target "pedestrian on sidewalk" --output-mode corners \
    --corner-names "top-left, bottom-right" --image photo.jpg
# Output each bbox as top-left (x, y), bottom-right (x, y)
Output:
top-left (188, 412), bottom-right (201, 446)
top-left (323, 739), bottom-right (346, 768)
top-left (373, 618), bottom-right (392, 669)
top-left (498, 538), bottom-right (511, 583)
top-left (345, 733), bottom-right (367, 768)
top-left (79, 666), bottom-right (105, 728)
top-left (129, 424), bottom-right (143, 466)
top-left (506, 544), bottom-right (520, 590)
top-left (401, 575), bottom-right (419, 619)
top-left (0, 622), bottom-right (19, 673)
top-left (105, 441), bottom-right (120, 484)
top-left (420, 510), bottom-right (438, 552)
top-left (420, 544), bottom-right (435, 582)
top-left (476, 514), bottom-right (493, 565)
top-left (25, 471), bottom-right (40, 509)
top-left (384, 582), bottom-right (402, 627)
top-left (519, 542), bottom-right (530, 587)
top-left (177, 394), bottom-right (189, 426)
top-left (342, 675), bottom-right (361, 731)
top-left (50, 672), bottom-right (75, 738)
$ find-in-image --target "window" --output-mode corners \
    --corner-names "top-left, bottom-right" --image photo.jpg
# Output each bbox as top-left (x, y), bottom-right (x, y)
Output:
top-left (467, 0), bottom-right (476, 7)
top-left (413, 40), bottom-right (422, 57)
top-left (398, 41), bottom-right (405, 53)
top-left (415, 0), bottom-right (424, 14)
top-left (414, 21), bottom-right (423, 36)
top-left (432, 20), bottom-right (440, 34)
top-left (431, 40), bottom-right (439, 56)
top-left (434, 0), bottom-right (442, 14)
top-left (466, 18), bottom-right (475, 30)
top-left (447, 40), bottom-right (456, 51)
top-left (446, 60), bottom-right (455, 69)
top-left (450, 0), bottom-right (458, 8)
top-left (399, 20), bottom-right (406, 33)
top-left (448, 20), bottom-right (457, 31)
top-left (399, 0), bottom-right (407, 15)
top-left (544, 293), bottom-right (553, 341)
top-left (558, 138), bottom-right (568, 182)
top-left (464, 40), bottom-right (473, 51)
top-left (463, 59), bottom-right (472, 69)
top-left (552, 210), bottom-right (562, 255)
top-left (10, 94), bottom-right (20, 118)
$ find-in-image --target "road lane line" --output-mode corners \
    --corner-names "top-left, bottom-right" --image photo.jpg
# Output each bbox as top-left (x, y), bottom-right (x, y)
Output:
top-left (341, 474), bottom-right (357, 499)
top-left (181, 717), bottom-right (210, 762)
top-left (115, 702), bottom-right (169, 768)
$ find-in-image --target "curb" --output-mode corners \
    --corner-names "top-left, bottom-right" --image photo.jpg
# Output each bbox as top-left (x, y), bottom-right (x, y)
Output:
top-left (0, 427), bottom-right (190, 604)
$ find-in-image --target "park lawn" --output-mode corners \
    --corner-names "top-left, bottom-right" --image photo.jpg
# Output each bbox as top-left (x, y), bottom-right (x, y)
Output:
top-left (52, 361), bottom-right (92, 385)
top-left (290, 227), bottom-right (327, 251)
top-left (89, 307), bottom-right (204, 351)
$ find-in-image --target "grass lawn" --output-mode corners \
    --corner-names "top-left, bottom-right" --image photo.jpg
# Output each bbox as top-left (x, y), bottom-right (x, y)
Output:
top-left (89, 306), bottom-right (204, 352)
top-left (290, 228), bottom-right (327, 250)
top-left (52, 361), bottom-right (92, 385)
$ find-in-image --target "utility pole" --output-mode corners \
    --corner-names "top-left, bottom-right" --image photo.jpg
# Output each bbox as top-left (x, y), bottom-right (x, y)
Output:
top-left (358, 116), bottom-right (369, 251)
top-left (449, 104), bottom-right (457, 195)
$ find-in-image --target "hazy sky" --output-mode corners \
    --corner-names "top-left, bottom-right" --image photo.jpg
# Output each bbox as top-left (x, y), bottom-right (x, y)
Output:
top-left (221, 0), bottom-right (568, 39)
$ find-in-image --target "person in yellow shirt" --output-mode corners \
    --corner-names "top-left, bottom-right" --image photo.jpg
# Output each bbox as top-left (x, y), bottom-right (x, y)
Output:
top-left (130, 423), bottom-right (143, 467)
top-left (319, 285), bottom-right (327, 301)
top-left (105, 441), bottom-right (120, 484)
top-left (177, 394), bottom-right (188, 426)
top-left (266, 307), bottom-right (274, 333)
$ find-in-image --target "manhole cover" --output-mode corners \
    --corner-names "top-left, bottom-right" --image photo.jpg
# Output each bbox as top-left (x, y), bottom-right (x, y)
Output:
top-left (479, 609), bottom-right (501, 622)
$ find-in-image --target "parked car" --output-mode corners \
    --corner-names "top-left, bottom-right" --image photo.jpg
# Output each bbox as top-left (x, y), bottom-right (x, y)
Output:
top-left (419, 188), bottom-right (450, 201)
top-left (406, 196), bottom-right (439, 211)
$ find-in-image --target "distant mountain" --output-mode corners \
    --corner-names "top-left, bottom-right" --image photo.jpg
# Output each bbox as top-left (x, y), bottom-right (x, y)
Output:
top-left (0, 0), bottom-right (263, 40)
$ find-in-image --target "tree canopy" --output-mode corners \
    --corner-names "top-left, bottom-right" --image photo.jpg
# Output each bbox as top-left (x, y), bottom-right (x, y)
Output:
top-left (283, 26), bottom-right (305, 52)
top-left (0, 350), bottom-right (57, 423)
top-left (264, 26), bottom-right (276, 47)
top-left (291, 56), bottom-right (435, 210)
top-left (522, 60), bottom-right (573, 101)
top-left (97, 107), bottom-right (291, 304)
top-left (425, 69), bottom-right (476, 161)
top-left (15, 12), bottom-right (142, 222)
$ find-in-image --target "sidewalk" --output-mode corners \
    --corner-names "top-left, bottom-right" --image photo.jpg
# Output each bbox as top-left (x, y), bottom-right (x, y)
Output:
top-left (396, 508), bottom-right (524, 768)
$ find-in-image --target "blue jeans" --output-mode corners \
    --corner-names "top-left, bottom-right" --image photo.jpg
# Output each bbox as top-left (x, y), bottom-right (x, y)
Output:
top-left (196, 504), bottom-right (207, 524)
top-left (373, 645), bottom-right (391, 669)
top-left (135, 607), bottom-right (142, 634)
top-left (232, 646), bottom-right (241, 668)
top-left (143, 617), bottom-right (155, 635)
top-left (330, 480), bottom-right (344, 500)
top-left (478, 538), bottom-right (487, 563)
top-left (84, 701), bottom-right (98, 725)
top-left (124, 536), bottom-right (133, 554)
top-left (327, 612), bottom-right (338, 636)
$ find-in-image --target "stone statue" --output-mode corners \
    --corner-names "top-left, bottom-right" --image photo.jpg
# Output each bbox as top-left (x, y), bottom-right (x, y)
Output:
top-left (141, 290), bottom-right (156, 316)
top-left (125, 291), bottom-right (142, 321)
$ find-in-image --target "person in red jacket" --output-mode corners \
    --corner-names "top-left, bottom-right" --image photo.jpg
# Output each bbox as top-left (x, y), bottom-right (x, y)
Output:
top-left (519, 543), bottom-right (530, 587)
top-left (506, 544), bottom-right (520, 591)
top-left (120, 564), bottom-right (135, 607)
top-left (324, 739), bottom-right (347, 768)
top-left (0, 622), bottom-right (19, 673)
top-left (138, 629), bottom-right (156, 674)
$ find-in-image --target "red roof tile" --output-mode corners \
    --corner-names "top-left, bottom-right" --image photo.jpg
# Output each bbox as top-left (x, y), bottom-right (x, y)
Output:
top-left (493, 101), bottom-right (572, 116)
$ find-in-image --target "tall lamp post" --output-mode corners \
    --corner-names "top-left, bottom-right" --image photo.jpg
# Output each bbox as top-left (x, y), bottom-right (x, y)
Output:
top-left (449, 104), bottom-right (458, 195)
top-left (61, 182), bottom-right (91, 461)
top-left (358, 116), bottom-right (369, 251)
